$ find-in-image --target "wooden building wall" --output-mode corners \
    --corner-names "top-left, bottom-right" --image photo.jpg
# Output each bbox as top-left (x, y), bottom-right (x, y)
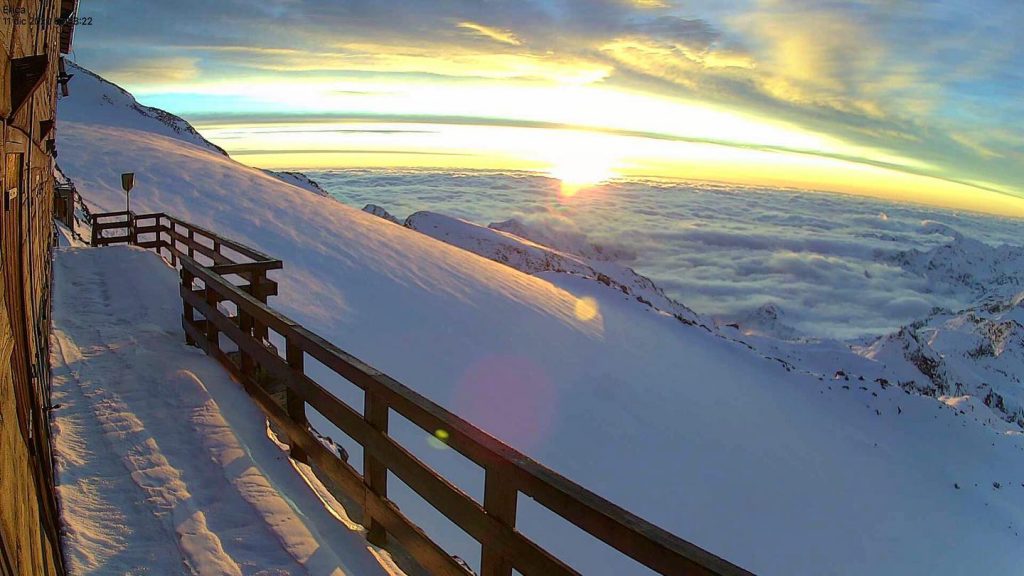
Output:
top-left (0, 1), bottom-right (76, 574)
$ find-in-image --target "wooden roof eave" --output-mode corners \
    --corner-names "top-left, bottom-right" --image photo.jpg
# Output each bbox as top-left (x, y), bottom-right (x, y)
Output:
top-left (58, 0), bottom-right (78, 54)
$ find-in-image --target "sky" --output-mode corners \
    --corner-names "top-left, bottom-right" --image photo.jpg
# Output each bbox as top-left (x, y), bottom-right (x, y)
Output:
top-left (68, 0), bottom-right (1024, 216)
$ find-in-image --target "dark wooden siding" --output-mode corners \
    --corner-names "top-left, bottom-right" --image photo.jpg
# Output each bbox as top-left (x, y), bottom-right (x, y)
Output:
top-left (0, 1), bottom-right (72, 574)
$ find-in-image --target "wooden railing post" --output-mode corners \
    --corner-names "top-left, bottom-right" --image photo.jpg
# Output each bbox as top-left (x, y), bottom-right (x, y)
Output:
top-left (251, 270), bottom-right (271, 342)
top-left (204, 283), bottom-right (220, 350)
top-left (167, 218), bottom-right (177, 267)
top-left (181, 268), bottom-right (196, 346)
top-left (187, 228), bottom-right (195, 259)
top-left (285, 338), bottom-right (308, 463)
top-left (363, 391), bottom-right (389, 546)
top-left (481, 468), bottom-right (518, 576)
top-left (238, 310), bottom-right (254, 378)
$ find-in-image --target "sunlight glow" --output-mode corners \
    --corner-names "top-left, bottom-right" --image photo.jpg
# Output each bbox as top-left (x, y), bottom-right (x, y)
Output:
top-left (574, 297), bottom-right (600, 322)
top-left (549, 158), bottom-right (616, 197)
top-left (197, 119), bottom-right (1024, 217)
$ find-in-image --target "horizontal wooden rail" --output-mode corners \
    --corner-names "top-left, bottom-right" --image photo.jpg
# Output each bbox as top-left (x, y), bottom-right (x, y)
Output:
top-left (89, 210), bottom-right (753, 576)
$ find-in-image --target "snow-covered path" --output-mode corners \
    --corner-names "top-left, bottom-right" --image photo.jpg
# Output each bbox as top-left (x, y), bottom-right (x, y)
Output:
top-left (49, 245), bottom-right (402, 576)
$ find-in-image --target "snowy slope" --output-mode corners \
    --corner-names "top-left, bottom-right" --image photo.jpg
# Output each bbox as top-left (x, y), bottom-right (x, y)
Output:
top-left (50, 246), bottom-right (402, 576)
top-left (399, 210), bottom-right (705, 327)
top-left (60, 62), bottom-right (227, 155)
top-left (56, 65), bottom-right (1024, 575)
top-left (387, 207), bottom-right (1024, 435)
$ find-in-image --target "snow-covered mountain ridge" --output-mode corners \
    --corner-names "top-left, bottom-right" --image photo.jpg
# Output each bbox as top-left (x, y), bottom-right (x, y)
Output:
top-left (860, 291), bottom-right (1024, 429)
top-left (372, 208), bottom-right (706, 328)
top-left (62, 61), bottom-right (227, 155)
top-left (55, 63), bottom-right (1024, 575)
top-left (883, 221), bottom-right (1024, 301)
top-left (363, 203), bottom-right (1024, 433)
top-left (62, 61), bottom-right (328, 199)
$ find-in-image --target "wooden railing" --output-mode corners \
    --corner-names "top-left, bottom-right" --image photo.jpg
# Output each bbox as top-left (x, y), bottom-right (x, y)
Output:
top-left (89, 210), bottom-right (754, 576)
top-left (90, 210), bottom-right (134, 246)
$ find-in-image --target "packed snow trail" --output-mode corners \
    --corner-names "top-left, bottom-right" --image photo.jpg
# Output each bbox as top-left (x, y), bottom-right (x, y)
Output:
top-left (49, 245), bottom-right (403, 576)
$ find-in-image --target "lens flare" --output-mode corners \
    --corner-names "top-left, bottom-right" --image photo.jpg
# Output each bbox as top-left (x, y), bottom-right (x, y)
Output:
top-left (453, 355), bottom-right (556, 450)
top-left (427, 428), bottom-right (450, 450)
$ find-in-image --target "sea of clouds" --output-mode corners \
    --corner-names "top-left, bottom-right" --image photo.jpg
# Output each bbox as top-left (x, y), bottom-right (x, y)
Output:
top-left (308, 168), bottom-right (1022, 339)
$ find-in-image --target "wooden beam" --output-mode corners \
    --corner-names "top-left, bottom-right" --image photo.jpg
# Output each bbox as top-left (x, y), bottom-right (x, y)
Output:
top-left (481, 468), bottom-right (518, 576)
top-left (285, 338), bottom-right (307, 464)
top-left (363, 391), bottom-right (389, 547)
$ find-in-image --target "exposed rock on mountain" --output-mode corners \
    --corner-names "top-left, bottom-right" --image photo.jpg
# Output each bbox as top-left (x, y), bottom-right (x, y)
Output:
top-left (362, 204), bottom-right (401, 224)
top-left (263, 170), bottom-right (329, 197)
top-left (488, 217), bottom-right (637, 262)
top-left (727, 303), bottom-right (801, 341)
top-left (860, 292), bottom-right (1024, 429)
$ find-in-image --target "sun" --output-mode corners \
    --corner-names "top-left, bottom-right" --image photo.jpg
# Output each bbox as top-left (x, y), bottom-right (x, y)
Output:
top-left (548, 160), bottom-right (616, 196)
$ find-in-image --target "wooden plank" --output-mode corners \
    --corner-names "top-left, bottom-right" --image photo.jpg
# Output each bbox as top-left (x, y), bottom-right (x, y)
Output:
top-left (181, 268), bottom-right (196, 347)
top-left (92, 221), bottom-right (131, 231)
top-left (238, 310), bottom-right (255, 379)
top-left (169, 229), bottom-right (232, 266)
top-left (205, 285), bottom-right (220, 348)
top-left (285, 338), bottom-right (307, 464)
top-left (363, 391), bottom-right (389, 546)
top-left (93, 235), bottom-right (131, 246)
top-left (182, 256), bottom-right (296, 335)
top-left (165, 215), bottom-right (276, 263)
top-left (211, 261), bottom-right (283, 276)
top-left (481, 468), bottom-right (518, 576)
top-left (133, 224), bottom-right (165, 235)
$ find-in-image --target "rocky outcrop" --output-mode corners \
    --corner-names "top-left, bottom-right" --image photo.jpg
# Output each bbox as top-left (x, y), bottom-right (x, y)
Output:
top-left (362, 204), bottom-right (401, 224)
top-left (488, 218), bottom-right (636, 262)
top-left (263, 170), bottom-right (330, 197)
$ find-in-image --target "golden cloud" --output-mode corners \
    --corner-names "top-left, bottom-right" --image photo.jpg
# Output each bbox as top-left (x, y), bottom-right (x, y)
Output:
top-left (196, 43), bottom-right (611, 84)
top-left (457, 21), bottom-right (523, 46)
top-left (102, 57), bottom-right (201, 85)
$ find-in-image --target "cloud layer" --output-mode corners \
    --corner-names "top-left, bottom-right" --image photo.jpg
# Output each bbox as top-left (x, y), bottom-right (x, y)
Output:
top-left (311, 168), bottom-right (1022, 339)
